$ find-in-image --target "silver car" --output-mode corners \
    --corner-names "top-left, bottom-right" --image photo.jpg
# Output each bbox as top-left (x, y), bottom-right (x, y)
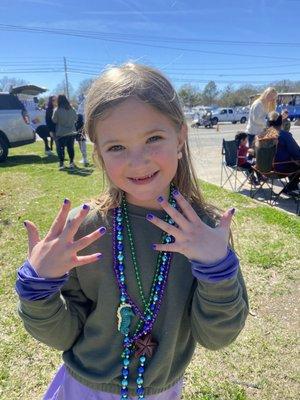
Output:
top-left (0, 92), bottom-right (35, 162)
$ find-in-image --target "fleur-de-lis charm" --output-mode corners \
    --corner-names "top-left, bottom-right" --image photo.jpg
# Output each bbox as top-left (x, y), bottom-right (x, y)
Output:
top-left (117, 303), bottom-right (135, 335)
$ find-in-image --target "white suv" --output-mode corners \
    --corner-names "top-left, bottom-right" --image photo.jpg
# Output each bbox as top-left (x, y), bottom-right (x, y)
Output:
top-left (0, 92), bottom-right (35, 162)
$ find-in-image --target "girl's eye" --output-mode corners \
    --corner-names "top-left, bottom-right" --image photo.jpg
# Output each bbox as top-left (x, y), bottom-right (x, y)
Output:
top-left (147, 135), bottom-right (162, 143)
top-left (107, 145), bottom-right (125, 152)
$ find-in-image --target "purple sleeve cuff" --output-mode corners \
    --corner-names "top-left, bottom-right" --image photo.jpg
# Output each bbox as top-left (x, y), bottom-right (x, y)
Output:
top-left (15, 260), bottom-right (69, 301)
top-left (190, 248), bottom-right (239, 283)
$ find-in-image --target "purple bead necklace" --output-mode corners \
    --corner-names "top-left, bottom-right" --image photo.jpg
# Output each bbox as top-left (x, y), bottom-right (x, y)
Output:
top-left (112, 189), bottom-right (176, 399)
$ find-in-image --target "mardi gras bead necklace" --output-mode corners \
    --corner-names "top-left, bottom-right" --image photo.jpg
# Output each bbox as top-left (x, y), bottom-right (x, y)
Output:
top-left (112, 189), bottom-right (176, 399)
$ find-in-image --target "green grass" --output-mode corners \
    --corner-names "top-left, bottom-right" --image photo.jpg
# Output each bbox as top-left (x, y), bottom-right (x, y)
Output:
top-left (0, 142), bottom-right (299, 400)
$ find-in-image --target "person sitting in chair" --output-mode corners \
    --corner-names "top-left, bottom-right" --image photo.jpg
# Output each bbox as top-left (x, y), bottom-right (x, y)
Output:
top-left (235, 132), bottom-right (259, 185)
top-left (267, 111), bottom-right (300, 193)
top-left (281, 109), bottom-right (291, 132)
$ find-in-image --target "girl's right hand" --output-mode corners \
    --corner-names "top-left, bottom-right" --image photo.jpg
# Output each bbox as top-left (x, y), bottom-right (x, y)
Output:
top-left (24, 199), bottom-right (106, 279)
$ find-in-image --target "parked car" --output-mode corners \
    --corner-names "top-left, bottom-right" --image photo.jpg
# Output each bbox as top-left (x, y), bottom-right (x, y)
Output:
top-left (0, 92), bottom-right (34, 162)
top-left (210, 107), bottom-right (248, 125)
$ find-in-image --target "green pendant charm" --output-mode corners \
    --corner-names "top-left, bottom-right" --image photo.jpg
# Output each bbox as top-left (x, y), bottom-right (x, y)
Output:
top-left (117, 303), bottom-right (135, 335)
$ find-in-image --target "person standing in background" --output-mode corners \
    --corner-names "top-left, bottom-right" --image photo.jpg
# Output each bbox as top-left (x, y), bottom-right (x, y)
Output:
top-left (52, 94), bottom-right (77, 170)
top-left (246, 87), bottom-right (278, 147)
top-left (45, 96), bottom-right (57, 149)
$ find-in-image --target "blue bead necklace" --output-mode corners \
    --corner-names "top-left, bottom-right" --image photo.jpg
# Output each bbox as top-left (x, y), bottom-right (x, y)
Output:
top-left (112, 188), bottom-right (176, 399)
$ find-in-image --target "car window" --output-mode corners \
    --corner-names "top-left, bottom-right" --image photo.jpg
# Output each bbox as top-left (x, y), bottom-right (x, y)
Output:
top-left (228, 109), bottom-right (233, 114)
top-left (0, 94), bottom-right (25, 110)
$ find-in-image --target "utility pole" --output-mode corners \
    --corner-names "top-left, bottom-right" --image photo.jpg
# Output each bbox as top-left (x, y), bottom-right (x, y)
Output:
top-left (63, 57), bottom-right (70, 99)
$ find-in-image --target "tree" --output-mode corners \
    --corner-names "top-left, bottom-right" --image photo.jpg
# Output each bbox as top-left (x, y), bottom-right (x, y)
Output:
top-left (201, 81), bottom-right (218, 106)
top-left (271, 79), bottom-right (300, 93)
top-left (177, 84), bottom-right (201, 107)
top-left (218, 84), bottom-right (258, 107)
top-left (234, 85), bottom-right (258, 106)
top-left (53, 80), bottom-right (76, 104)
top-left (76, 78), bottom-right (95, 96)
top-left (0, 76), bottom-right (28, 91)
top-left (218, 85), bottom-right (234, 107)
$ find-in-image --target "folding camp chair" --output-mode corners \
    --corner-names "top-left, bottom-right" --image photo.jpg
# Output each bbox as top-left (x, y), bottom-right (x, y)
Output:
top-left (220, 139), bottom-right (253, 191)
top-left (250, 141), bottom-right (298, 205)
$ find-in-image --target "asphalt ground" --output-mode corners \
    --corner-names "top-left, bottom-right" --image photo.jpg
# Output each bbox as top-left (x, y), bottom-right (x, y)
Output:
top-left (188, 122), bottom-right (300, 215)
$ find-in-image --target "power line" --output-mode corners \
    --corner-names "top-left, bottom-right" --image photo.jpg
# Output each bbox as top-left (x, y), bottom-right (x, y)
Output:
top-left (1, 24), bottom-right (300, 47)
top-left (1, 24), bottom-right (300, 61)
top-left (3, 59), bottom-right (299, 72)
top-left (2, 55), bottom-right (298, 69)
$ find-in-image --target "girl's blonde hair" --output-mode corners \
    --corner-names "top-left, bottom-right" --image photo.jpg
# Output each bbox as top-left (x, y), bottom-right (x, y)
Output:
top-left (84, 62), bottom-right (220, 221)
top-left (258, 87), bottom-right (278, 112)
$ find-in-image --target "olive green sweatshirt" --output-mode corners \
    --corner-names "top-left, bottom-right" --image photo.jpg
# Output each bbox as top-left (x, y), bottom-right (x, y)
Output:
top-left (17, 203), bottom-right (248, 397)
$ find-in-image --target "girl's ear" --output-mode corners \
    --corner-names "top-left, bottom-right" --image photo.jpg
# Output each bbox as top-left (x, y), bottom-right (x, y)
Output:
top-left (177, 123), bottom-right (188, 151)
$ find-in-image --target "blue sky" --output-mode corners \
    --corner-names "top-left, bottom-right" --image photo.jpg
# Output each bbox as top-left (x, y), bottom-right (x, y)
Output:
top-left (1, 0), bottom-right (300, 96)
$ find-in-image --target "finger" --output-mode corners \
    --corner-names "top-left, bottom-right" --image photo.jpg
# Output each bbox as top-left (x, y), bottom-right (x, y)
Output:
top-left (63, 204), bottom-right (90, 241)
top-left (73, 227), bottom-right (107, 252)
top-left (152, 243), bottom-right (178, 253)
top-left (156, 195), bottom-right (190, 230)
top-left (24, 221), bottom-right (40, 256)
top-left (45, 198), bottom-right (71, 240)
top-left (74, 253), bottom-right (103, 267)
top-left (219, 208), bottom-right (235, 229)
top-left (171, 189), bottom-right (202, 223)
top-left (146, 213), bottom-right (181, 238)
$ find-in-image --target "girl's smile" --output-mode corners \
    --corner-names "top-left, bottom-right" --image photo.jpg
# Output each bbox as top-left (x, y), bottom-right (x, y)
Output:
top-left (95, 98), bottom-right (187, 209)
top-left (128, 170), bottom-right (159, 184)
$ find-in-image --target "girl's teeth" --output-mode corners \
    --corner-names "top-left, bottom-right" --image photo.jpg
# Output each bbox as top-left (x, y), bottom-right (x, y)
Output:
top-left (133, 173), bottom-right (155, 180)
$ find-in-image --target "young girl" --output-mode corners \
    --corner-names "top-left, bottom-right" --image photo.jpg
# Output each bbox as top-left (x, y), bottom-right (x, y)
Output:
top-left (16, 63), bottom-right (248, 400)
top-left (235, 131), bottom-right (259, 185)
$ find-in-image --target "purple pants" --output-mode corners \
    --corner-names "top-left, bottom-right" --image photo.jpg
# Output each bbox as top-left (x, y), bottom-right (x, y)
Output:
top-left (43, 365), bottom-right (183, 400)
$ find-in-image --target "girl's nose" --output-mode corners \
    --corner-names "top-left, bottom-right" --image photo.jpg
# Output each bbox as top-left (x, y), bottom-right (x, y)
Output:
top-left (127, 148), bottom-right (150, 167)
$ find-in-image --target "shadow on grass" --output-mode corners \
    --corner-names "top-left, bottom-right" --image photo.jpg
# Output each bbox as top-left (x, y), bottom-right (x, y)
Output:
top-left (0, 156), bottom-right (95, 177)
top-left (0, 154), bottom-right (59, 167)
top-left (60, 166), bottom-right (95, 177)
top-left (239, 186), bottom-right (299, 216)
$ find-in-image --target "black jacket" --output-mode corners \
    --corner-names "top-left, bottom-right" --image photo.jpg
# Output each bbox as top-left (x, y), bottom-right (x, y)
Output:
top-left (45, 107), bottom-right (56, 132)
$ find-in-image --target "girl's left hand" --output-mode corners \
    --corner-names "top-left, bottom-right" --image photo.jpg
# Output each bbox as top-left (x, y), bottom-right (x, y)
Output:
top-left (147, 191), bottom-right (235, 265)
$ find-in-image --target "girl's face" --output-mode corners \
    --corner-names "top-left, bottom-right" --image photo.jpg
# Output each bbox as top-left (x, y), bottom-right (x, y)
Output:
top-left (95, 98), bottom-right (187, 209)
top-left (241, 138), bottom-right (248, 146)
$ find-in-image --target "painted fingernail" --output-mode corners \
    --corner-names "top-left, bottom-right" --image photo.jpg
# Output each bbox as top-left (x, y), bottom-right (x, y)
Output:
top-left (152, 244), bottom-right (157, 250)
top-left (82, 204), bottom-right (90, 210)
top-left (157, 196), bottom-right (164, 203)
top-left (172, 189), bottom-right (179, 196)
top-left (64, 198), bottom-right (69, 204)
top-left (99, 227), bottom-right (106, 234)
top-left (146, 213), bottom-right (154, 220)
top-left (23, 221), bottom-right (27, 227)
top-left (97, 253), bottom-right (103, 259)
top-left (230, 208), bottom-right (236, 215)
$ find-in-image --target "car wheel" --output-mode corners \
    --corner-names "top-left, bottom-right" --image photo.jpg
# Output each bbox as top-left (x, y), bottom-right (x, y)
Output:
top-left (0, 137), bottom-right (9, 162)
top-left (232, 121), bottom-right (237, 124)
top-left (240, 117), bottom-right (246, 124)
top-left (211, 117), bottom-right (218, 125)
